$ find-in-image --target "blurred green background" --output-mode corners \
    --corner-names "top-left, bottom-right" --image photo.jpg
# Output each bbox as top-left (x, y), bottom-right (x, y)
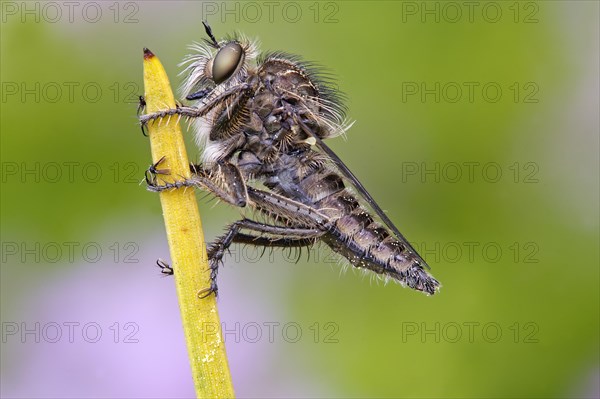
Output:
top-left (1, 1), bottom-right (598, 398)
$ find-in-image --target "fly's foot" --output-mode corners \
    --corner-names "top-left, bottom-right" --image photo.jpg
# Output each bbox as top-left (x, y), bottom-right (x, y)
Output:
top-left (145, 156), bottom-right (170, 187)
top-left (156, 258), bottom-right (173, 275)
top-left (139, 107), bottom-right (179, 126)
top-left (197, 281), bottom-right (218, 299)
top-left (197, 251), bottom-right (222, 299)
top-left (138, 96), bottom-right (149, 136)
top-left (144, 156), bottom-right (197, 192)
top-left (137, 95), bottom-right (146, 115)
top-left (146, 178), bottom-right (197, 193)
top-left (148, 156), bottom-right (171, 176)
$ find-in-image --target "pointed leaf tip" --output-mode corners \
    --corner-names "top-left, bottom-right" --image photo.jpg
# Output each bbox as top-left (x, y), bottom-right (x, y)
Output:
top-left (143, 48), bottom-right (155, 59)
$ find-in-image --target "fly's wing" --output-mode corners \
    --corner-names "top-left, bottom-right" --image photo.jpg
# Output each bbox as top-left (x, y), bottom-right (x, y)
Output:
top-left (296, 118), bottom-right (431, 270)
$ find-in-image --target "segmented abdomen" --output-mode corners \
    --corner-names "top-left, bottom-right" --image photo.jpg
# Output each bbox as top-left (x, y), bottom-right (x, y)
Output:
top-left (296, 166), bottom-right (440, 295)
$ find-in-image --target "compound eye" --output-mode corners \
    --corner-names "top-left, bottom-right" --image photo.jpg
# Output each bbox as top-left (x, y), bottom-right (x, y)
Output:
top-left (212, 42), bottom-right (243, 84)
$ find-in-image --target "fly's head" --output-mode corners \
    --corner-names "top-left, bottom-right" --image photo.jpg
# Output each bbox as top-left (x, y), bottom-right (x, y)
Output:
top-left (179, 22), bottom-right (258, 101)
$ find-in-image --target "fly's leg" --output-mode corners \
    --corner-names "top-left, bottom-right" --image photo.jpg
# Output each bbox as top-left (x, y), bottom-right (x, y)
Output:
top-left (153, 231), bottom-right (315, 290)
top-left (145, 157), bottom-right (248, 207)
top-left (144, 157), bottom-right (195, 191)
top-left (140, 105), bottom-right (201, 126)
top-left (146, 160), bottom-right (334, 225)
top-left (200, 219), bottom-right (324, 298)
top-left (139, 83), bottom-right (251, 127)
top-left (246, 186), bottom-right (331, 229)
top-left (232, 234), bottom-right (316, 248)
top-left (190, 162), bottom-right (248, 207)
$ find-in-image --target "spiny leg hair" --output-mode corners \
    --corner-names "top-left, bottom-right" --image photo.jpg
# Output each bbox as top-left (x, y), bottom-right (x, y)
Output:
top-left (200, 219), bottom-right (324, 298)
top-left (145, 157), bottom-right (248, 207)
top-left (138, 83), bottom-right (251, 127)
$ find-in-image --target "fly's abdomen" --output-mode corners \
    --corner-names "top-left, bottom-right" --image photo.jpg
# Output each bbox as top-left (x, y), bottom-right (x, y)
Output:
top-left (315, 186), bottom-right (440, 295)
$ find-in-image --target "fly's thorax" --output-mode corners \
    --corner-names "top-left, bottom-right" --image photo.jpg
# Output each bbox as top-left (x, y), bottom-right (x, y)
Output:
top-left (253, 58), bottom-right (323, 134)
top-left (257, 58), bottom-right (320, 101)
top-left (240, 87), bottom-right (317, 166)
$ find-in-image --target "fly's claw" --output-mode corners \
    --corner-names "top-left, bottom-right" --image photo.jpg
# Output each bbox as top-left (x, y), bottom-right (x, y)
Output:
top-left (197, 282), bottom-right (218, 299)
top-left (156, 258), bottom-right (173, 275)
top-left (145, 156), bottom-right (171, 188)
top-left (145, 156), bottom-right (180, 192)
top-left (148, 156), bottom-right (171, 176)
top-left (137, 95), bottom-right (146, 115)
top-left (144, 156), bottom-right (197, 192)
top-left (138, 96), bottom-right (149, 136)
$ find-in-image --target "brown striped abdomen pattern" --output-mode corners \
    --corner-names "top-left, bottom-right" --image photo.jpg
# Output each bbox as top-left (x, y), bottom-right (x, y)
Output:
top-left (308, 171), bottom-right (439, 295)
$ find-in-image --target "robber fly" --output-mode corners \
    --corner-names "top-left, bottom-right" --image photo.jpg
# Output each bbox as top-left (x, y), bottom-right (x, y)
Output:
top-left (140, 22), bottom-right (440, 297)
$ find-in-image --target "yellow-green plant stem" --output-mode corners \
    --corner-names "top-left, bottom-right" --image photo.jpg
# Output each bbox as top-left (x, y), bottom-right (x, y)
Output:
top-left (142, 48), bottom-right (235, 399)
